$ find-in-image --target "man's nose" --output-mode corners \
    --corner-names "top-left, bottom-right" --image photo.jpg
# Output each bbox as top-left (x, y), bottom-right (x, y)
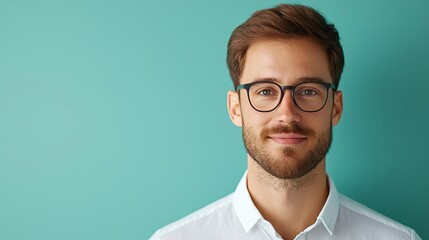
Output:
top-left (273, 90), bottom-right (301, 124)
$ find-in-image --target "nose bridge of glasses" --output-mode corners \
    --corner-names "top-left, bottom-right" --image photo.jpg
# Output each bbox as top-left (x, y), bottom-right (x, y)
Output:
top-left (278, 85), bottom-right (297, 109)
top-left (280, 85), bottom-right (295, 94)
top-left (279, 85), bottom-right (296, 101)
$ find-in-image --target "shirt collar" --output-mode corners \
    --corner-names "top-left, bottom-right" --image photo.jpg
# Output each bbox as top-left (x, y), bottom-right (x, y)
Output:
top-left (232, 170), bottom-right (263, 233)
top-left (317, 176), bottom-right (340, 235)
top-left (232, 170), bottom-right (340, 235)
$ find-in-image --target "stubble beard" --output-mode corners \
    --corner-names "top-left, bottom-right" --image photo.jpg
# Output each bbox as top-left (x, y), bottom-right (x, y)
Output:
top-left (242, 122), bottom-right (332, 180)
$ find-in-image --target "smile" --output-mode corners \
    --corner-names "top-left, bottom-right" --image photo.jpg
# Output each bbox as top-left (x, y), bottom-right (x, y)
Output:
top-left (268, 133), bottom-right (307, 145)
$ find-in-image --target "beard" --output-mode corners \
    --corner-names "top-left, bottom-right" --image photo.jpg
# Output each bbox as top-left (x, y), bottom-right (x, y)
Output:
top-left (242, 122), bottom-right (332, 180)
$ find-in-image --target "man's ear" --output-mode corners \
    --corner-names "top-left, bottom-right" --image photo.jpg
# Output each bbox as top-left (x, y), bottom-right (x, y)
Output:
top-left (227, 90), bottom-right (242, 127)
top-left (332, 90), bottom-right (343, 126)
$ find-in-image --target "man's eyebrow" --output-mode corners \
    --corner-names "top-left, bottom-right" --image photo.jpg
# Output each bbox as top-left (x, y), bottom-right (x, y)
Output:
top-left (297, 77), bottom-right (328, 83)
top-left (251, 78), bottom-right (281, 83)
top-left (251, 77), bottom-right (329, 84)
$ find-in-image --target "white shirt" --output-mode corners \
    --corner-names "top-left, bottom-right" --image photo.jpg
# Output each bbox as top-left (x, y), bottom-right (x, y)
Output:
top-left (150, 171), bottom-right (421, 240)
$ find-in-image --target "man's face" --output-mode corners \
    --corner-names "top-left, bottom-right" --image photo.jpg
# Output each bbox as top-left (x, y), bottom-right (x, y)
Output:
top-left (227, 38), bottom-right (343, 179)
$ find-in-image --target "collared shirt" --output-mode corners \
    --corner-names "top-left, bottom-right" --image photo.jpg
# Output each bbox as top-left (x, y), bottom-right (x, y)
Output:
top-left (149, 171), bottom-right (421, 240)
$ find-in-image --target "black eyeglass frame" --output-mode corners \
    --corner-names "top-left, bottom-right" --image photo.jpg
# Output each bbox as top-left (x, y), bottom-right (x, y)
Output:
top-left (235, 80), bottom-right (337, 113)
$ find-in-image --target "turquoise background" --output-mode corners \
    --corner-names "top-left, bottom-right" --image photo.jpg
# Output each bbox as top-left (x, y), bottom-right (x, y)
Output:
top-left (0, 0), bottom-right (427, 239)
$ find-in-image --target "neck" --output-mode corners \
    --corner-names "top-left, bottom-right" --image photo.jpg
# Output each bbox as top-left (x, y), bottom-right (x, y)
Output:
top-left (247, 156), bottom-right (329, 240)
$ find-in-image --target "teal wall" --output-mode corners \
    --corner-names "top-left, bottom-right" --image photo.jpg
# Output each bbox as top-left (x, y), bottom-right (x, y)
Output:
top-left (0, 1), bottom-right (427, 239)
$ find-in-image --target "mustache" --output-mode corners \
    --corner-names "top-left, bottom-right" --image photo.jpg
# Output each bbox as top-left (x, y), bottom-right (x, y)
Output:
top-left (261, 124), bottom-right (315, 138)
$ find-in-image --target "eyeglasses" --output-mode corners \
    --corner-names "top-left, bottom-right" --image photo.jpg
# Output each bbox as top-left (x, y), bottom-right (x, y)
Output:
top-left (235, 81), bottom-right (337, 112)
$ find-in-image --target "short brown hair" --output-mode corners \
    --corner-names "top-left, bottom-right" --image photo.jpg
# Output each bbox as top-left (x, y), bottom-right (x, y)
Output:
top-left (227, 4), bottom-right (344, 88)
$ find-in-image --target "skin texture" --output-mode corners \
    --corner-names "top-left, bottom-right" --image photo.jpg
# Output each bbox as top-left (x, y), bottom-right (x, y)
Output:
top-left (227, 38), bottom-right (343, 240)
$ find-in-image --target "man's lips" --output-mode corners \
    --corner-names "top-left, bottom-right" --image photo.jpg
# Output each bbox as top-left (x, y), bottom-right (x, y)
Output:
top-left (268, 133), bottom-right (307, 145)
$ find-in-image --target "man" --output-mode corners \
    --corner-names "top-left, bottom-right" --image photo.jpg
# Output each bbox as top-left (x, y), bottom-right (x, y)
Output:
top-left (150, 4), bottom-right (421, 240)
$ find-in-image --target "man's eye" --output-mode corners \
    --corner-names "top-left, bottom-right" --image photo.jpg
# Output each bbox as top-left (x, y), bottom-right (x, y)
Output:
top-left (299, 89), bottom-right (318, 96)
top-left (258, 89), bottom-right (275, 96)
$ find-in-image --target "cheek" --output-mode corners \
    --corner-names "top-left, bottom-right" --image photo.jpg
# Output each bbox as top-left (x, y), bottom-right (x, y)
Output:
top-left (308, 98), bottom-right (335, 125)
top-left (241, 108), bottom-right (270, 129)
top-left (300, 111), bottom-right (332, 129)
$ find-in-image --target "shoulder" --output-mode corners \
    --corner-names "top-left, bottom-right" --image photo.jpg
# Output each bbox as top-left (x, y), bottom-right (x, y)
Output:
top-left (337, 194), bottom-right (421, 240)
top-left (149, 193), bottom-right (235, 240)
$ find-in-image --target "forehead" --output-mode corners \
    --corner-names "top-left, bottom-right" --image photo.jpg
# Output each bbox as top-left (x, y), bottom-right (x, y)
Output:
top-left (241, 38), bottom-right (332, 85)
